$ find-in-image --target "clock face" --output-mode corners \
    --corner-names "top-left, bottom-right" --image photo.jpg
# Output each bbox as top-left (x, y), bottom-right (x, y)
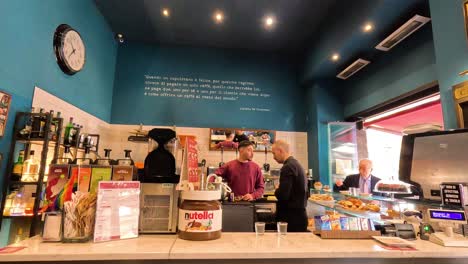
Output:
top-left (62, 30), bottom-right (85, 72)
top-left (54, 24), bottom-right (86, 75)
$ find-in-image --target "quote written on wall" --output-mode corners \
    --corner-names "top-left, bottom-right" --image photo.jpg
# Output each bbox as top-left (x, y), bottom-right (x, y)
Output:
top-left (144, 75), bottom-right (272, 112)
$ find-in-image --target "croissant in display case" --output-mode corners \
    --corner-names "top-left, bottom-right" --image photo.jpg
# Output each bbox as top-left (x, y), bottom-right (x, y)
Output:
top-left (373, 179), bottom-right (412, 194)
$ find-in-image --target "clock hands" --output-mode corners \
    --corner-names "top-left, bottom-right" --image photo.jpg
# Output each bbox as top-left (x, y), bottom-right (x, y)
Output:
top-left (68, 48), bottom-right (76, 59)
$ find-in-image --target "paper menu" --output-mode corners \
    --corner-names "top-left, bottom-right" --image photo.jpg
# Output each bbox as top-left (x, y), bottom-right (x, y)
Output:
top-left (93, 181), bottom-right (140, 243)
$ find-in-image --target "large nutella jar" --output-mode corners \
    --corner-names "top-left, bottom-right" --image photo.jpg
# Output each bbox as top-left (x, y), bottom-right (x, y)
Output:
top-left (178, 190), bottom-right (222, 241)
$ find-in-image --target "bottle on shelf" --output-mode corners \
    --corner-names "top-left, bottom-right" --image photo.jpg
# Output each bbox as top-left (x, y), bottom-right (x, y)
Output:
top-left (72, 124), bottom-right (81, 146)
top-left (12, 150), bottom-right (25, 181)
top-left (10, 187), bottom-right (26, 215)
top-left (2, 190), bottom-right (17, 216)
top-left (49, 110), bottom-right (56, 140)
top-left (31, 108), bottom-right (45, 138)
top-left (53, 145), bottom-right (73, 165)
top-left (13, 228), bottom-right (24, 244)
top-left (95, 149), bottom-right (113, 166)
top-left (21, 150), bottom-right (40, 182)
top-left (63, 117), bottom-right (74, 145)
top-left (73, 146), bottom-right (93, 165)
top-left (18, 107), bottom-right (35, 139)
top-left (51, 111), bottom-right (61, 141)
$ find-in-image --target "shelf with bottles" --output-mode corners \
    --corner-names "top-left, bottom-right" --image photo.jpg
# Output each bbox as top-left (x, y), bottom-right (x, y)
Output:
top-left (2, 184), bottom-right (38, 218)
top-left (0, 109), bottom-right (63, 237)
top-left (8, 181), bottom-right (45, 186)
top-left (15, 108), bottom-right (63, 142)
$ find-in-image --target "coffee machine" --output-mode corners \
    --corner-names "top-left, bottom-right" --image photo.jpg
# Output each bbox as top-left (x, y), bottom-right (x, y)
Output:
top-left (139, 128), bottom-right (181, 233)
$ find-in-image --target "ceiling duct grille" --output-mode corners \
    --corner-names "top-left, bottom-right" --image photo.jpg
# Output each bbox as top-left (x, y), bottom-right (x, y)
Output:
top-left (336, 59), bottom-right (370, 80)
top-left (376, 15), bottom-right (431, 51)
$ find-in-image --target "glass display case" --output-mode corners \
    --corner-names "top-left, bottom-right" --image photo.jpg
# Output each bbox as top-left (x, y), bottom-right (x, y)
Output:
top-left (308, 190), bottom-right (466, 228)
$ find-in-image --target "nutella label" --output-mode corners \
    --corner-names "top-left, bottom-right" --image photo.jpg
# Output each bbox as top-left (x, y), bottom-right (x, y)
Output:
top-left (178, 209), bottom-right (222, 232)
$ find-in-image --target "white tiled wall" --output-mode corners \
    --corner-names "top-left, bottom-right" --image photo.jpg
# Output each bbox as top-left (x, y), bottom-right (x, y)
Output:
top-left (32, 87), bottom-right (308, 170)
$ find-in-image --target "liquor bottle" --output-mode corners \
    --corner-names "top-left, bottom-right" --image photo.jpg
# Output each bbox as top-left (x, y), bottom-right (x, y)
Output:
top-left (31, 108), bottom-right (45, 138)
top-left (64, 117), bottom-right (74, 145)
top-left (52, 111), bottom-right (62, 141)
top-left (69, 123), bottom-right (79, 146)
top-left (12, 150), bottom-right (25, 181)
top-left (13, 228), bottom-right (24, 244)
top-left (18, 107), bottom-right (35, 139)
top-left (2, 190), bottom-right (17, 216)
top-left (21, 150), bottom-right (40, 182)
top-left (49, 110), bottom-right (56, 140)
top-left (53, 145), bottom-right (73, 165)
top-left (39, 108), bottom-right (47, 138)
top-left (10, 187), bottom-right (25, 215)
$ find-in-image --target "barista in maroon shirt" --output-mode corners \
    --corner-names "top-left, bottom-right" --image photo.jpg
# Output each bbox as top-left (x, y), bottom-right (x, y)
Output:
top-left (215, 140), bottom-right (264, 201)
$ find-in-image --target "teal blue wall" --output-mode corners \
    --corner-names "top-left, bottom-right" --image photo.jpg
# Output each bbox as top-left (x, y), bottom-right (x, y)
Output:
top-left (0, 0), bottom-right (117, 246)
top-left (0, 0), bottom-right (117, 172)
top-left (342, 27), bottom-right (437, 117)
top-left (305, 80), bottom-right (344, 184)
top-left (111, 43), bottom-right (305, 131)
top-left (429, 0), bottom-right (468, 129)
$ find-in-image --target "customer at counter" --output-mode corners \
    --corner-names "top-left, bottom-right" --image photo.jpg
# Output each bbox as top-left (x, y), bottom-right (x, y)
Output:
top-left (215, 130), bottom-right (238, 149)
top-left (215, 140), bottom-right (264, 201)
top-left (333, 159), bottom-right (381, 194)
top-left (272, 140), bottom-right (308, 232)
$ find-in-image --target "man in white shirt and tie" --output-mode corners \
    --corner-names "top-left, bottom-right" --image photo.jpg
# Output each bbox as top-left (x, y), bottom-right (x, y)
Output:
top-left (333, 159), bottom-right (381, 194)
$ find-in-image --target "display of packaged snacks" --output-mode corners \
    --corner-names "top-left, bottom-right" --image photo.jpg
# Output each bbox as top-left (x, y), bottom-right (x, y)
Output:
top-left (348, 217), bottom-right (360, 231)
top-left (314, 215), bottom-right (376, 233)
top-left (314, 215), bottom-right (331, 231)
top-left (331, 219), bottom-right (341, 230)
top-left (360, 218), bottom-right (370, 231)
top-left (339, 217), bottom-right (350, 230)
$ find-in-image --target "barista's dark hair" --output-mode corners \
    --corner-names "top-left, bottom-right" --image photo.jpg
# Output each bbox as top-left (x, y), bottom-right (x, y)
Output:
top-left (238, 140), bottom-right (254, 149)
top-left (224, 130), bottom-right (233, 137)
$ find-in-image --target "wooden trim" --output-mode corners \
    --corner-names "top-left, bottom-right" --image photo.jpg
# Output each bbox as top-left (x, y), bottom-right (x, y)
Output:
top-left (208, 128), bottom-right (276, 152)
top-left (0, 90), bottom-right (12, 137)
top-left (463, 0), bottom-right (468, 47)
top-left (452, 80), bottom-right (468, 128)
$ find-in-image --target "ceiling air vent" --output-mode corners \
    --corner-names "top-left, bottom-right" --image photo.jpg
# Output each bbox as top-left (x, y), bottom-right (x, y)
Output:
top-left (376, 15), bottom-right (431, 51)
top-left (336, 59), bottom-right (370, 80)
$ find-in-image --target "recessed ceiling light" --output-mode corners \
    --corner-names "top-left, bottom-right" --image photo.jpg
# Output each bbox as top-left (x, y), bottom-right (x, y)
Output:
top-left (162, 8), bottom-right (170, 17)
top-left (363, 23), bottom-right (373, 32)
top-left (331, 53), bottom-right (340, 61)
top-left (214, 11), bottom-right (224, 24)
top-left (265, 16), bottom-right (275, 28)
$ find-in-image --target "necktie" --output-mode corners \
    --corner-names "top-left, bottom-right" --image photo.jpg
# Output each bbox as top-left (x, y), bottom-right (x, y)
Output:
top-left (363, 180), bottom-right (369, 194)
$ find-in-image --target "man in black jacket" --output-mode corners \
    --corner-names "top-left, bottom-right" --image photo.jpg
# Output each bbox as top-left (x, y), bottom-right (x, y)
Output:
top-left (272, 140), bottom-right (308, 232)
top-left (333, 159), bottom-right (381, 194)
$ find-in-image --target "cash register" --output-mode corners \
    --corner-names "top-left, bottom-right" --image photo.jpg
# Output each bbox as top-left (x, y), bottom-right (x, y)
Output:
top-left (427, 208), bottom-right (468, 247)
